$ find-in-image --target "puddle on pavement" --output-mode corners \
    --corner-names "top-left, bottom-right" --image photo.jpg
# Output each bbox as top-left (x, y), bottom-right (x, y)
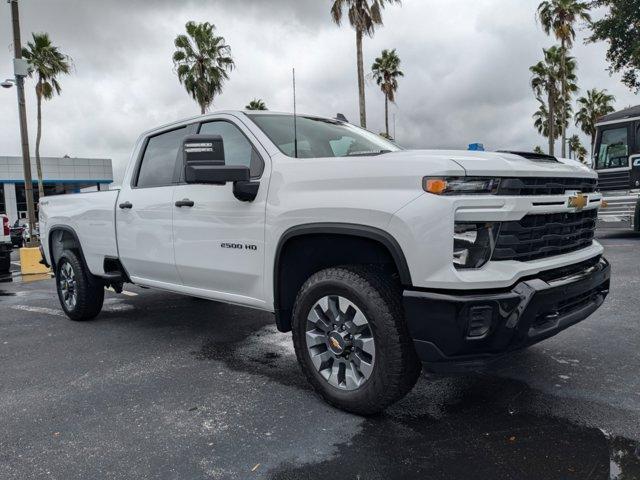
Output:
top-left (193, 324), bottom-right (640, 480)
top-left (269, 375), bottom-right (640, 479)
top-left (0, 289), bottom-right (16, 296)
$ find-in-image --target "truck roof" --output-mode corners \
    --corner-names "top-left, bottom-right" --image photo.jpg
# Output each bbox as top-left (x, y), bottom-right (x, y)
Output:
top-left (137, 110), bottom-right (339, 138)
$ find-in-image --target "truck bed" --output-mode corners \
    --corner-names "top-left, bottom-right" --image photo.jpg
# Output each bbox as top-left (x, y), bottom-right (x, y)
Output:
top-left (40, 190), bottom-right (120, 275)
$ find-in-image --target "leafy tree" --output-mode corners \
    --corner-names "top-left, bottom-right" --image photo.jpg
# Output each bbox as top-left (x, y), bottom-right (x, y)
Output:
top-left (245, 99), bottom-right (267, 110)
top-left (330, 0), bottom-right (401, 128)
top-left (172, 22), bottom-right (234, 114)
top-left (531, 46), bottom-right (576, 155)
top-left (533, 145), bottom-right (545, 154)
top-left (589, 0), bottom-right (640, 92)
top-left (22, 33), bottom-right (72, 200)
top-left (537, 0), bottom-right (591, 157)
top-left (371, 48), bottom-right (403, 137)
top-left (575, 88), bottom-right (616, 154)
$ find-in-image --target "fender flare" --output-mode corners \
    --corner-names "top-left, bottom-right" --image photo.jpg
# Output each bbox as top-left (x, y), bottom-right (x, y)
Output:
top-left (47, 225), bottom-right (90, 274)
top-left (273, 222), bottom-right (412, 329)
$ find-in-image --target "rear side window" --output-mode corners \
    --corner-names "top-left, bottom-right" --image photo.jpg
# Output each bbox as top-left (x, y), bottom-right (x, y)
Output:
top-left (136, 127), bottom-right (188, 187)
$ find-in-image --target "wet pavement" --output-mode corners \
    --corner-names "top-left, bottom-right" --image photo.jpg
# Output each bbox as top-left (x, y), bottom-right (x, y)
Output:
top-left (1, 232), bottom-right (639, 479)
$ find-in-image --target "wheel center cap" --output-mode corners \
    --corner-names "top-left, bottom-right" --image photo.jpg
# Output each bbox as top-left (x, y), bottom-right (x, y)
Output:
top-left (328, 332), bottom-right (348, 355)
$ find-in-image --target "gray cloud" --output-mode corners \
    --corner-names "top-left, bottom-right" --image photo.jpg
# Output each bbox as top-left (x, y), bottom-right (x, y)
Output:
top-left (1, 0), bottom-right (637, 183)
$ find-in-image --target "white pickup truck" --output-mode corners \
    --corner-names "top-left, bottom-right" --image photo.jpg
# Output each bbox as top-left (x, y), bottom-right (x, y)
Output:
top-left (39, 111), bottom-right (610, 414)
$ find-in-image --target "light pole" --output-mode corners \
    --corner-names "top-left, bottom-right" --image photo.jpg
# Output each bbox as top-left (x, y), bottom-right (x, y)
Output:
top-left (6, 0), bottom-right (38, 247)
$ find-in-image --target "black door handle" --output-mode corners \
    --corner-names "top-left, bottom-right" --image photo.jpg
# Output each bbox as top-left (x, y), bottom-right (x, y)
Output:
top-left (119, 201), bottom-right (133, 209)
top-left (175, 199), bottom-right (195, 208)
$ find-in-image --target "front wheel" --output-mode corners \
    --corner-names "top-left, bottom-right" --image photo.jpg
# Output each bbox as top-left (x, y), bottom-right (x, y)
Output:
top-left (55, 250), bottom-right (104, 321)
top-left (292, 266), bottom-right (421, 415)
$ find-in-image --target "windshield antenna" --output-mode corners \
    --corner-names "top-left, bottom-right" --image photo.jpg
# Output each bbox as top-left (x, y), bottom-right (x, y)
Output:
top-left (293, 67), bottom-right (298, 158)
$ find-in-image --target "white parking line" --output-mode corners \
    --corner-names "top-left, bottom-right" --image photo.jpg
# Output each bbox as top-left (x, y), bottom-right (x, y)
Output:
top-left (10, 262), bottom-right (21, 266)
top-left (11, 305), bottom-right (65, 317)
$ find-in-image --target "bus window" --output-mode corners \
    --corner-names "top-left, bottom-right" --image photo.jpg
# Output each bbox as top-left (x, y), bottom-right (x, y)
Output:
top-left (596, 127), bottom-right (629, 170)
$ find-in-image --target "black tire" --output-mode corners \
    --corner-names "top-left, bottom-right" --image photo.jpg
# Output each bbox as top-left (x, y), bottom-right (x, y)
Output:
top-left (292, 266), bottom-right (421, 415)
top-left (0, 254), bottom-right (10, 274)
top-left (55, 250), bottom-right (104, 321)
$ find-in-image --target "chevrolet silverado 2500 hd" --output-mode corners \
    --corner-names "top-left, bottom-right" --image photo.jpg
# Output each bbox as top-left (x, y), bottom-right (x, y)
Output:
top-left (39, 111), bottom-right (610, 414)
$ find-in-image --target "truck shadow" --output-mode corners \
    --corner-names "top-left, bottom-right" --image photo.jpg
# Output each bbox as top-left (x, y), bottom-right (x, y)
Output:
top-left (181, 301), bottom-right (640, 480)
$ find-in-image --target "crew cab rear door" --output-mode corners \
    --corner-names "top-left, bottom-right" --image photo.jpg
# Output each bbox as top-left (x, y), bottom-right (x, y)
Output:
top-left (171, 115), bottom-right (269, 307)
top-left (116, 125), bottom-right (193, 285)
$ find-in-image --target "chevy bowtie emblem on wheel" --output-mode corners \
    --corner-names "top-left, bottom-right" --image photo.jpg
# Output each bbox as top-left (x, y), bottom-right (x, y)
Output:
top-left (568, 193), bottom-right (587, 210)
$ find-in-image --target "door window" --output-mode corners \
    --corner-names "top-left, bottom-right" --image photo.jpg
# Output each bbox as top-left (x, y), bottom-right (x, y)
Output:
top-left (136, 127), bottom-right (188, 187)
top-left (199, 121), bottom-right (264, 177)
top-left (596, 127), bottom-right (629, 170)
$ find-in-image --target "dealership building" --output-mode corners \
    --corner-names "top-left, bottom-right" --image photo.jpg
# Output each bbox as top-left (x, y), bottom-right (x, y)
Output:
top-left (0, 155), bottom-right (113, 223)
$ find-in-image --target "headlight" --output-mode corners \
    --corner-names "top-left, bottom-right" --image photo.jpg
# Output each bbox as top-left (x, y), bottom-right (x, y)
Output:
top-left (453, 222), bottom-right (500, 269)
top-left (423, 177), bottom-right (501, 195)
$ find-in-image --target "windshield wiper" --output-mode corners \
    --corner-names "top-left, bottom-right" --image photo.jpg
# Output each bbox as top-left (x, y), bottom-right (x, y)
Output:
top-left (346, 149), bottom-right (393, 157)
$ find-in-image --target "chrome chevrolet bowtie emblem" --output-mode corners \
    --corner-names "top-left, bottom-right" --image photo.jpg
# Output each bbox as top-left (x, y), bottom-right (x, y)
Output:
top-left (568, 193), bottom-right (588, 211)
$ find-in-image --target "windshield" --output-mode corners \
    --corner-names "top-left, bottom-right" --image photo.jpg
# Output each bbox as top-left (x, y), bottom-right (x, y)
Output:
top-left (246, 114), bottom-right (401, 158)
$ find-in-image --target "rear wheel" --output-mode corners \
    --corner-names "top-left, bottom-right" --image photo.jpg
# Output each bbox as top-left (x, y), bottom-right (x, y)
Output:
top-left (292, 266), bottom-right (421, 415)
top-left (56, 250), bottom-right (104, 321)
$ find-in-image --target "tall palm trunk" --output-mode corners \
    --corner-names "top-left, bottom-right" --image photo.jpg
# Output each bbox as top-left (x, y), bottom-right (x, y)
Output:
top-left (35, 80), bottom-right (45, 200)
top-left (200, 104), bottom-right (205, 115)
top-left (548, 89), bottom-right (555, 156)
top-left (560, 39), bottom-right (567, 158)
top-left (384, 93), bottom-right (389, 137)
top-left (356, 29), bottom-right (366, 128)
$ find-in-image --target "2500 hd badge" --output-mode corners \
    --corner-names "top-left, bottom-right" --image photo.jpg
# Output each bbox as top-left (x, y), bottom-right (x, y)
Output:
top-left (221, 242), bottom-right (257, 251)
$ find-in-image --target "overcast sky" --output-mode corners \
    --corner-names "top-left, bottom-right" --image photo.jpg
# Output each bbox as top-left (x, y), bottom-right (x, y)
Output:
top-left (1, 0), bottom-right (638, 182)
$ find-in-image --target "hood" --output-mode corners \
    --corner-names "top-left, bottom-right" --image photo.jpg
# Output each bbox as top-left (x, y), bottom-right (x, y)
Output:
top-left (441, 150), bottom-right (597, 178)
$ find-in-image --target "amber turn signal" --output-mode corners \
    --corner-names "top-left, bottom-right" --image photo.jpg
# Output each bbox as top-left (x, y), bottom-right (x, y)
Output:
top-left (424, 178), bottom-right (448, 195)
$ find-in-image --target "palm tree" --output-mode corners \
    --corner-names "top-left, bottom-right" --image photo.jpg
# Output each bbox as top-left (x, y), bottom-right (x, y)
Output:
top-left (575, 88), bottom-right (616, 155)
top-left (533, 101), bottom-right (562, 140)
top-left (172, 22), bottom-right (235, 114)
top-left (533, 145), bottom-right (545, 154)
top-left (371, 49), bottom-right (403, 137)
top-left (245, 99), bottom-right (267, 110)
top-left (537, 0), bottom-right (591, 157)
top-left (567, 134), bottom-right (582, 158)
top-left (530, 46), bottom-right (565, 155)
top-left (330, 0), bottom-right (401, 128)
top-left (22, 33), bottom-right (71, 200)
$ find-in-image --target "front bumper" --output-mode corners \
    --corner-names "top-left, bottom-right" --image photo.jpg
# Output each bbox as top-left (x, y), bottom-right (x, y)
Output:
top-left (403, 257), bottom-right (610, 372)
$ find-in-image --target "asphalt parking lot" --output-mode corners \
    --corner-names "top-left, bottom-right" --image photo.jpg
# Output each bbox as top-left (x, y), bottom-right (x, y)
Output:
top-left (1, 231), bottom-right (639, 480)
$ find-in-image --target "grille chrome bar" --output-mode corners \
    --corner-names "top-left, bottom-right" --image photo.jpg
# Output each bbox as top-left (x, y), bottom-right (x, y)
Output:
top-left (497, 177), bottom-right (597, 196)
top-left (492, 209), bottom-right (597, 262)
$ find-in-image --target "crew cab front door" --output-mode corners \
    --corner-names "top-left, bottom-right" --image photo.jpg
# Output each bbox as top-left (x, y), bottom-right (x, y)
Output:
top-left (116, 126), bottom-right (192, 285)
top-left (171, 116), bottom-right (269, 307)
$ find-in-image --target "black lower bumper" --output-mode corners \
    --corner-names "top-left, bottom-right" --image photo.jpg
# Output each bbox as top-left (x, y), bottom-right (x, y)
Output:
top-left (403, 257), bottom-right (610, 373)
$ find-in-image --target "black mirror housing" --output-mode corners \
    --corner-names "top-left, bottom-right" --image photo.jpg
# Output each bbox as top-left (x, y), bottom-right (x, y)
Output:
top-left (183, 134), bottom-right (225, 165)
top-left (186, 164), bottom-right (250, 184)
top-left (183, 134), bottom-right (250, 184)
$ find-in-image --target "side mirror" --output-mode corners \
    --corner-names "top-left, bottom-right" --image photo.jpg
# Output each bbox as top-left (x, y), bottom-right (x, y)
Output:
top-left (183, 134), bottom-right (250, 184)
